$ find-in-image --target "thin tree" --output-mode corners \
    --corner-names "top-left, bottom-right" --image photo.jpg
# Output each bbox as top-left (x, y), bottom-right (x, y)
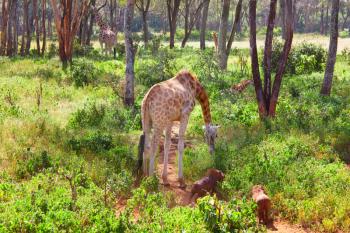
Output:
top-left (218, 0), bottom-right (243, 70)
top-left (50, 0), bottom-right (89, 67)
top-left (199, 0), bottom-right (210, 50)
top-left (181, 0), bottom-right (206, 48)
top-left (136, 0), bottom-right (151, 46)
top-left (249, 0), bottom-right (294, 117)
top-left (0, 0), bottom-right (10, 56)
top-left (42, 0), bottom-right (47, 55)
top-left (33, 0), bottom-right (40, 54)
top-left (321, 0), bottom-right (340, 96)
top-left (167, 0), bottom-right (181, 49)
top-left (124, 0), bottom-right (136, 107)
top-left (25, 0), bottom-right (33, 55)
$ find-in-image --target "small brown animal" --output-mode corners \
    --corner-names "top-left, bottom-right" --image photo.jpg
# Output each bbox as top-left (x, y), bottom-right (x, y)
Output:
top-left (190, 169), bottom-right (225, 203)
top-left (230, 79), bottom-right (253, 93)
top-left (251, 185), bottom-right (271, 225)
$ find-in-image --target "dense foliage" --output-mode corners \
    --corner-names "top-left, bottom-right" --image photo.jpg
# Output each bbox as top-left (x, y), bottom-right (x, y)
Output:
top-left (0, 38), bottom-right (350, 232)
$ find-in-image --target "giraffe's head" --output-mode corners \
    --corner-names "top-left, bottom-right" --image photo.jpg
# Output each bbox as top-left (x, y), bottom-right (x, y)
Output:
top-left (203, 124), bottom-right (220, 154)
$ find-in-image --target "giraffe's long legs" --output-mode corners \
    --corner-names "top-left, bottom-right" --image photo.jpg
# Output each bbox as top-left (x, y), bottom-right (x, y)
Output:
top-left (149, 128), bottom-right (162, 176)
top-left (178, 115), bottom-right (189, 188)
top-left (162, 124), bottom-right (172, 185)
top-left (143, 129), bottom-right (151, 176)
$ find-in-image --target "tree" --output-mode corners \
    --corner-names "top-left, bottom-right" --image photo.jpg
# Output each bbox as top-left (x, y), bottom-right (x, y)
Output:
top-left (124, 0), bottom-right (136, 107)
top-left (218, 0), bottom-right (243, 70)
top-left (167, 0), bottom-right (181, 49)
top-left (136, 0), bottom-right (151, 46)
top-left (33, 0), bottom-right (40, 54)
top-left (249, 0), bottom-right (293, 117)
top-left (0, 0), bottom-right (9, 55)
top-left (180, 0), bottom-right (206, 48)
top-left (321, 0), bottom-right (340, 96)
top-left (199, 0), bottom-right (210, 50)
top-left (42, 0), bottom-right (47, 55)
top-left (50, 0), bottom-right (89, 67)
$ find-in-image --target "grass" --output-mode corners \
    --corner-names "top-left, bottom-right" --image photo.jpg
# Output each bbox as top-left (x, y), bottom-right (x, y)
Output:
top-left (0, 41), bottom-right (350, 232)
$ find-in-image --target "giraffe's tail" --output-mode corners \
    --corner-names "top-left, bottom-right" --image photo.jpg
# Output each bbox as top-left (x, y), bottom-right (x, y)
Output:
top-left (138, 99), bottom-right (151, 171)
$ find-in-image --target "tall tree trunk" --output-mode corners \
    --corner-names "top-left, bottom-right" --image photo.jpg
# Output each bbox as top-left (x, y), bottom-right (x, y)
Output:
top-left (124, 0), bottom-right (135, 107)
top-left (321, 0), bottom-right (340, 96)
top-left (279, 0), bottom-right (286, 39)
top-left (6, 0), bottom-right (14, 56)
top-left (25, 1), bottom-right (33, 55)
top-left (320, 2), bottom-right (324, 34)
top-left (33, 0), bottom-right (40, 54)
top-left (263, 0), bottom-right (277, 111)
top-left (13, 0), bottom-right (18, 55)
top-left (218, 0), bottom-right (242, 70)
top-left (86, 0), bottom-right (96, 46)
top-left (249, 0), bottom-right (293, 117)
top-left (21, 0), bottom-right (29, 56)
top-left (48, 10), bottom-right (53, 39)
top-left (218, 0), bottom-right (230, 70)
top-left (268, 0), bottom-right (293, 116)
top-left (0, 0), bottom-right (9, 56)
top-left (249, 0), bottom-right (267, 117)
top-left (325, 2), bottom-right (329, 35)
top-left (42, 0), bottom-right (47, 55)
top-left (136, 0), bottom-right (151, 46)
top-left (200, 0), bottom-right (210, 50)
top-left (167, 0), bottom-right (181, 49)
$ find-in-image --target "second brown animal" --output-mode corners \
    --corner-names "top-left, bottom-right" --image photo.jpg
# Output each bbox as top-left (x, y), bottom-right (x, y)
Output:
top-left (190, 169), bottom-right (224, 204)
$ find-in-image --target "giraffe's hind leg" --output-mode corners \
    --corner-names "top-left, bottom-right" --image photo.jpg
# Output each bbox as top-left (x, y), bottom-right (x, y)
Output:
top-left (149, 127), bottom-right (162, 176)
top-left (162, 123), bottom-right (172, 186)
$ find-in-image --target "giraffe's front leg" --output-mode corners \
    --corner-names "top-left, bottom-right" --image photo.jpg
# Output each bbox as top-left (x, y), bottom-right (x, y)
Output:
top-left (162, 124), bottom-right (172, 186)
top-left (178, 115), bottom-right (189, 189)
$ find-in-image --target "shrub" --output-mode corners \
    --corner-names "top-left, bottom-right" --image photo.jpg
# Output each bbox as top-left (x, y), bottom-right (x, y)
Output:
top-left (269, 40), bottom-right (326, 75)
top-left (197, 195), bottom-right (263, 232)
top-left (68, 131), bottom-right (114, 153)
top-left (70, 58), bottom-right (97, 87)
top-left (48, 43), bottom-right (58, 58)
top-left (15, 150), bottom-right (54, 179)
top-left (68, 102), bottom-right (106, 129)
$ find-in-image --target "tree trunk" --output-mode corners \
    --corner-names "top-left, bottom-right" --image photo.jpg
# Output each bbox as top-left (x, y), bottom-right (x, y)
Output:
top-left (320, 2), bottom-right (324, 34)
top-left (321, 0), bottom-right (340, 96)
top-left (249, 0), bottom-right (267, 117)
top-left (268, 0), bottom-right (294, 116)
top-left (6, 0), bottom-right (14, 56)
top-left (13, 0), bottom-right (18, 56)
top-left (279, 0), bottom-right (286, 39)
top-left (25, 1), bottom-right (33, 55)
top-left (124, 0), bottom-right (135, 107)
top-left (136, 0), bottom-right (150, 46)
top-left (325, 2), bottom-right (329, 35)
top-left (263, 0), bottom-right (277, 111)
top-left (167, 0), bottom-right (181, 49)
top-left (0, 0), bottom-right (9, 56)
top-left (50, 0), bottom-right (88, 67)
top-left (33, 0), bottom-right (40, 54)
top-left (200, 0), bottom-right (210, 50)
top-left (21, 0), bottom-right (29, 56)
top-left (218, 0), bottom-right (230, 70)
top-left (249, 0), bottom-right (293, 117)
top-left (42, 0), bottom-right (47, 55)
top-left (86, 0), bottom-right (96, 46)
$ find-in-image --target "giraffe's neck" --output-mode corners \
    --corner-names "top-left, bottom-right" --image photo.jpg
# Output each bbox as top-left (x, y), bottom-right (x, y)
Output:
top-left (94, 10), bottom-right (109, 31)
top-left (194, 80), bottom-right (212, 126)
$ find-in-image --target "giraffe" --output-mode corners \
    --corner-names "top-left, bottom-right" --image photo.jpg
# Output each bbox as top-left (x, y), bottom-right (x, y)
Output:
top-left (140, 70), bottom-right (219, 188)
top-left (212, 32), bottom-right (218, 53)
top-left (92, 7), bottom-right (117, 57)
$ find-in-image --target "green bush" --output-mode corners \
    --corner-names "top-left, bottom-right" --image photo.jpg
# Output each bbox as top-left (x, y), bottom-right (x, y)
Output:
top-left (68, 102), bottom-right (106, 129)
top-left (67, 131), bottom-right (114, 153)
top-left (269, 40), bottom-right (326, 75)
top-left (70, 58), bottom-right (97, 87)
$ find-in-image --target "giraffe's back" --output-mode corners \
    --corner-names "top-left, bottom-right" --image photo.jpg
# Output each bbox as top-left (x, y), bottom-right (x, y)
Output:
top-left (142, 72), bottom-right (197, 129)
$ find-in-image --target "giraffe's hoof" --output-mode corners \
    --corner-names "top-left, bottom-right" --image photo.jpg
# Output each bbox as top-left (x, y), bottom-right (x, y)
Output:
top-left (178, 179), bottom-right (187, 189)
top-left (162, 176), bottom-right (170, 186)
